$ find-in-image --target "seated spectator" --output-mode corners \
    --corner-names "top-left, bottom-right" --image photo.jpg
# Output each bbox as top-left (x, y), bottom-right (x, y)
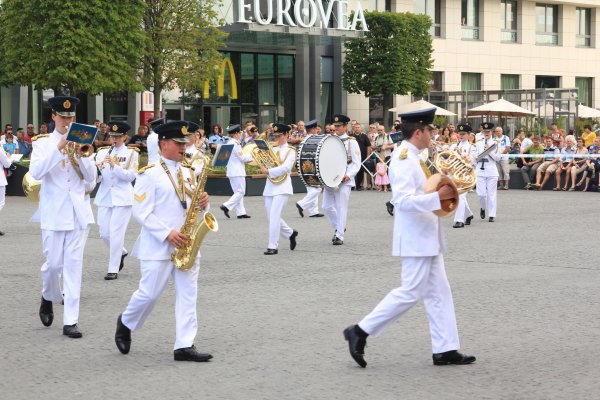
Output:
top-left (581, 125), bottom-right (596, 148)
top-left (520, 136), bottom-right (544, 189)
top-left (25, 123), bottom-right (36, 144)
top-left (15, 129), bottom-right (31, 159)
top-left (556, 135), bottom-right (576, 191)
top-left (94, 122), bottom-right (111, 150)
top-left (288, 120), bottom-right (306, 145)
top-left (129, 125), bottom-right (149, 154)
top-left (567, 137), bottom-right (589, 191)
top-left (3, 133), bottom-right (17, 155)
top-left (576, 137), bottom-right (600, 191)
top-left (532, 137), bottom-right (560, 190)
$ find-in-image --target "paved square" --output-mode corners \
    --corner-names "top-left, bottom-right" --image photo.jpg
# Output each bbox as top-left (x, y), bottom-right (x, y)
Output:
top-left (1, 190), bottom-right (599, 399)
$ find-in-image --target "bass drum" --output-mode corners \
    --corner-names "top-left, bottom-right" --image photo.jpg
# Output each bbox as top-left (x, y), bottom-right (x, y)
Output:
top-left (297, 134), bottom-right (348, 188)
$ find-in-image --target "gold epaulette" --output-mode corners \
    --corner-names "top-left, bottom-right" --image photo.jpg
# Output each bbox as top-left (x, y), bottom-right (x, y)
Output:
top-left (288, 145), bottom-right (296, 151)
top-left (97, 146), bottom-right (110, 151)
top-left (475, 138), bottom-right (483, 142)
top-left (348, 136), bottom-right (356, 140)
top-left (138, 164), bottom-right (155, 174)
top-left (31, 134), bottom-right (49, 141)
top-left (127, 145), bottom-right (140, 152)
top-left (399, 148), bottom-right (408, 159)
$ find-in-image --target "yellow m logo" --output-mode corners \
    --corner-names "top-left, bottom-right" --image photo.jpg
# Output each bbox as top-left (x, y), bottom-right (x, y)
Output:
top-left (203, 57), bottom-right (238, 100)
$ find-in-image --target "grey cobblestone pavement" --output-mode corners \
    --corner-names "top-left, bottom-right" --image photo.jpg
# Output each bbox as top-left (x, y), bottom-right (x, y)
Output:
top-left (1, 189), bottom-right (599, 400)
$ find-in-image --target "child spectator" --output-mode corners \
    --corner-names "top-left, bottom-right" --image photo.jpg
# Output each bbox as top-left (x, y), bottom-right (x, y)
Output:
top-left (374, 157), bottom-right (389, 192)
top-left (3, 134), bottom-right (17, 155)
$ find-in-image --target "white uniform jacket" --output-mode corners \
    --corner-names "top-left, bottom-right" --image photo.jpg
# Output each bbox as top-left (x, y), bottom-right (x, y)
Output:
top-left (226, 138), bottom-right (253, 177)
top-left (94, 145), bottom-right (138, 207)
top-left (29, 130), bottom-right (96, 230)
top-left (474, 139), bottom-right (501, 177)
top-left (339, 134), bottom-right (361, 188)
top-left (390, 141), bottom-right (444, 257)
top-left (147, 131), bottom-right (159, 164)
top-left (0, 150), bottom-right (12, 186)
top-left (131, 158), bottom-right (206, 261)
top-left (456, 141), bottom-right (477, 166)
top-left (263, 143), bottom-right (295, 196)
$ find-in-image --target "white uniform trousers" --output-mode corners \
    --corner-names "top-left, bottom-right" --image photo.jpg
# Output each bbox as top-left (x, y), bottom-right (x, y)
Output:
top-left (323, 185), bottom-right (351, 240)
top-left (223, 177), bottom-right (247, 216)
top-left (41, 227), bottom-right (90, 325)
top-left (358, 255), bottom-right (460, 354)
top-left (98, 206), bottom-right (131, 273)
top-left (297, 186), bottom-right (321, 216)
top-left (121, 259), bottom-right (200, 350)
top-left (264, 194), bottom-right (294, 249)
top-left (453, 193), bottom-right (473, 224)
top-left (476, 176), bottom-right (498, 218)
top-left (0, 186), bottom-right (5, 211)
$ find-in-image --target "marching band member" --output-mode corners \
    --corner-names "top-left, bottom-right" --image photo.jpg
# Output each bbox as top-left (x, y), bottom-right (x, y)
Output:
top-left (296, 119), bottom-right (325, 218)
top-left (30, 96), bottom-right (97, 339)
top-left (184, 122), bottom-right (201, 160)
top-left (343, 108), bottom-right (475, 368)
top-left (475, 122), bottom-right (501, 222)
top-left (322, 114), bottom-right (361, 245)
top-left (261, 123), bottom-right (298, 255)
top-left (115, 121), bottom-right (213, 362)
top-left (452, 125), bottom-right (476, 228)
top-left (0, 148), bottom-right (12, 235)
top-left (146, 117), bottom-right (164, 164)
top-left (220, 124), bottom-right (254, 219)
top-left (94, 121), bottom-right (139, 280)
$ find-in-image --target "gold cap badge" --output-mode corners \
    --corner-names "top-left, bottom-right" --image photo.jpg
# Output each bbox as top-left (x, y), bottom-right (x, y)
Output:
top-left (181, 127), bottom-right (188, 135)
top-left (63, 100), bottom-right (71, 109)
top-left (334, 116), bottom-right (339, 122)
top-left (273, 126), bottom-right (278, 132)
top-left (112, 125), bottom-right (118, 132)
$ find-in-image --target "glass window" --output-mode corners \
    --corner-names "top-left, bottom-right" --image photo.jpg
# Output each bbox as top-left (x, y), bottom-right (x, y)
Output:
top-left (430, 71), bottom-right (443, 91)
top-left (501, 74), bottom-right (519, 90)
top-left (414, 0), bottom-right (441, 37)
top-left (320, 57), bottom-right (334, 124)
top-left (368, 94), bottom-right (384, 126)
top-left (535, 75), bottom-right (560, 89)
top-left (536, 4), bottom-right (558, 45)
top-left (576, 77), bottom-right (592, 106)
top-left (240, 53), bottom-right (256, 104)
top-left (461, 73), bottom-right (481, 91)
top-left (257, 54), bottom-right (275, 105)
top-left (277, 55), bottom-right (294, 123)
top-left (500, 0), bottom-right (517, 43)
top-left (576, 8), bottom-right (591, 48)
top-left (461, 0), bottom-right (480, 40)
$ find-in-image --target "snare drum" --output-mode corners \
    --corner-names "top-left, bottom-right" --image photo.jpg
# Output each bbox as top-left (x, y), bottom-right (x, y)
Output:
top-left (297, 134), bottom-right (348, 188)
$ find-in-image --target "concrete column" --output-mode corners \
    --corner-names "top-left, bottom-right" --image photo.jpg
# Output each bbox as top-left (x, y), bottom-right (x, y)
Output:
top-left (333, 40), bottom-right (345, 113)
top-left (295, 38), bottom-right (310, 121)
top-left (87, 94), bottom-right (103, 123)
top-left (11, 86), bottom-right (28, 130)
top-left (308, 40), bottom-right (321, 121)
top-left (128, 91), bottom-right (141, 128)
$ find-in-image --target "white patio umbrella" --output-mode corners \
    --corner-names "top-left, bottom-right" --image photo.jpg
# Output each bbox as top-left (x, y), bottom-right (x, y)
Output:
top-left (467, 98), bottom-right (534, 117)
top-left (531, 103), bottom-right (567, 118)
top-left (577, 104), bottom-right (600, 118)
top-left (389, 99), bottom-right (456, 116)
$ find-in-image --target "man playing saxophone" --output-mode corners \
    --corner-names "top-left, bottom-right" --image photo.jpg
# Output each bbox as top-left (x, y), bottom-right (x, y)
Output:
top-left (114, 120), bottom-right (213, 362)
top-left (260, 123), bottom-right (298, 255)
top-left (30, 96), bottom-right (97, 339)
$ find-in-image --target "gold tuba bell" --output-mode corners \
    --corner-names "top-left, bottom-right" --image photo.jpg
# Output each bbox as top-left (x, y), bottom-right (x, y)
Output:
top-left (424, 147), bottom-right (477, 218)
top-left (249, 140), bottom-right (287, 184)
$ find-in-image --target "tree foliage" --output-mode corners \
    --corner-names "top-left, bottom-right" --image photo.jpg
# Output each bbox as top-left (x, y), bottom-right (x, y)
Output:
top-left (141, 0), bottom-right (227, 117)
top-left (0, 0), bottom-right (146, 95)
top-left (343, 11), bottom-right (433, 98)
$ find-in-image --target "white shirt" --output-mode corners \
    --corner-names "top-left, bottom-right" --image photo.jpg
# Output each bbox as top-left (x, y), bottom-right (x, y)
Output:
top-left (94, 144), bottom-right (138, 207)
top-left (520, 137), bottom-right (533, 152)
top-left (339, 134), bottom-right (361, 187)
top-left (494, 134), bottom-right (511, 161)
top-left (226, 138), bottom-right (253, 177)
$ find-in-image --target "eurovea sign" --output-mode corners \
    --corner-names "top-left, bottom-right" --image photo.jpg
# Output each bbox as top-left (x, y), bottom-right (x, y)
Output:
top-left (236, 0), bottom-right (369, 31)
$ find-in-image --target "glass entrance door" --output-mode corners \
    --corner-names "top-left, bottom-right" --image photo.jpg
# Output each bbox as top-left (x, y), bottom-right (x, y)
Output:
top-left (202, 105), bottom-right (241, 132)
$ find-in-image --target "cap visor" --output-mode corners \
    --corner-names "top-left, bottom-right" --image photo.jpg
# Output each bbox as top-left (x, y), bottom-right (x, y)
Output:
top-left (173, 138), bottom-right (189, 143)
top-left (55, 111), bottom-right (76, 117)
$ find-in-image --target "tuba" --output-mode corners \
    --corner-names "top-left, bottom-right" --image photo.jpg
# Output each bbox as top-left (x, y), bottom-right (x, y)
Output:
top-left (424, 144), bottom-right (477, 218)
top-left (249, 140), bottom-right (287, 184)
top-left (22, 172), bottom-right (42, 202)
top-left (171, 152), bottom-right (218, 271)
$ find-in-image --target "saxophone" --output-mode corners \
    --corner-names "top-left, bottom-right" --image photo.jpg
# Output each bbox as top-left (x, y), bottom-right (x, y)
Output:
top-left (171, 153), bottom-right (219, 271)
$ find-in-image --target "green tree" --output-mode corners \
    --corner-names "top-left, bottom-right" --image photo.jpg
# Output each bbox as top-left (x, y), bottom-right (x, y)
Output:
top-left (0, 0), bottom-right (146, 95)
top-left (343, 11), bottom-right (433, 127)
top-left (141, 0), bottom-right (227, 118)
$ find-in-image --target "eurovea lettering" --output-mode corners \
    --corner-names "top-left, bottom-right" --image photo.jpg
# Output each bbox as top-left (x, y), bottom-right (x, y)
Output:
top-left (236, 0), bottom-right (369, 31)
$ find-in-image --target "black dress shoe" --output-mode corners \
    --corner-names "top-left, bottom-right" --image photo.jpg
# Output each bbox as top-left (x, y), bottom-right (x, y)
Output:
top-left (0, 231), bottom-right (4, 236)
top-left (39, 296), bottom-right (54, 327)
top-left (104, 273), bottom-right (118, 280)
top-left (264, 248), bottom-right (278, 255)
top-left (480, 208), bottom-right (485, 219)
top-left (465, 215), bottom-right (473, 225)
top-left (343, 325), bottom-right (367, 368)
top-left (385, 201), bottom-right (394, 216)
top-left (296, 203), bottom-right (304, 218)
top-left (309, 213), bottom-right (324, 218)
top-left (63, 324), bottom-right (83, 338)
top-left (356, 187), bottom-right (364, 191)
top-left (220, 205), bottom-right (230, 218)
top-left (432, 350), bottom-right (476, 366)
top-left (289, 230), bottom-right (298, 250)
top-left (119, 253), bottom-right (128, 271)
top-left (174, 345), bottom-right (213, 362)
top-left (332, 237), bottom-right (343, 245)
top-left (237, 214), bottom-right (251, 219)
top-left (489, 217), bottom-right (495, 222)
top-left (115, 314), bottom-right (131, 354)
top-left (453, 222), bottom-right (464, 228)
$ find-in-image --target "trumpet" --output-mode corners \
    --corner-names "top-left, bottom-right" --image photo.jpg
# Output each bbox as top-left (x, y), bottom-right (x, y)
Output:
top-left (61, 124), bottom-right (93, 180)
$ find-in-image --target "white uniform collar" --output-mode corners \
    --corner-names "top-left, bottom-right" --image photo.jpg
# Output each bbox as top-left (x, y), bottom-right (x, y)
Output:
top-left (403, 140), bottom-right (421, 155)
top-left (161, 157), bottom-right (178, 169)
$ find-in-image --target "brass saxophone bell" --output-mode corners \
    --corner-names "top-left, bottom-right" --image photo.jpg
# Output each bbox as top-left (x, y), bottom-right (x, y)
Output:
top-left (22, 172), bottom-right (41, 202)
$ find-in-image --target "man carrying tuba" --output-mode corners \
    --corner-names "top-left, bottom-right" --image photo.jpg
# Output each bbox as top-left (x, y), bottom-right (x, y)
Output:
top-left (452, 125), bottom-right (477, 228)
top-left (114, 121), bottom-right (213, 362)
top-left (30, 96), bottom-right (97, 339)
